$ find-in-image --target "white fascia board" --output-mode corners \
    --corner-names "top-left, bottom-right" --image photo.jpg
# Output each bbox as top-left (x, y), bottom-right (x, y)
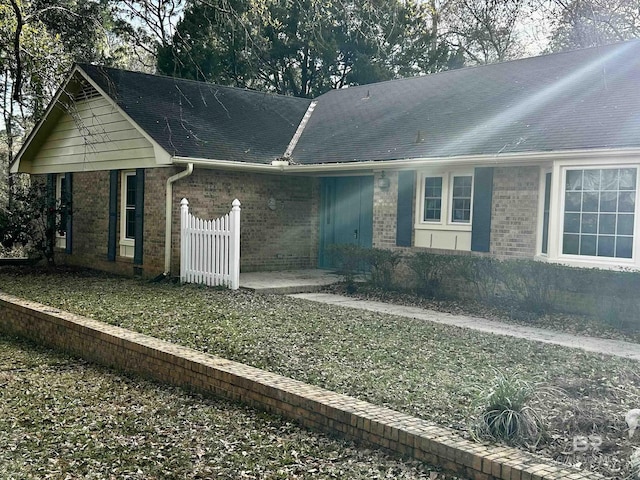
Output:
top-left (174, 148), bottom-right (640, 175)
top-left (75, 67), bottom-right (172, 166)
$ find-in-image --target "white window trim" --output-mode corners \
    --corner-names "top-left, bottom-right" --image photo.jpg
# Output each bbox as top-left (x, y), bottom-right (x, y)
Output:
top-left (119, 170), bottom-right (135, 258)
top-left (539, 158), bottom-right (640, 270)
top-left (54, 174), bottom-right (67, 249)
top-left (415, 169), bottom-right (474, 232)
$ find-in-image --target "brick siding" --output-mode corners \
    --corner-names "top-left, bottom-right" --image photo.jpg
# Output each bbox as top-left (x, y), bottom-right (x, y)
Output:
top-left (171, 168), bottom-right (319, 273)
top-left (490, 166), bottom-right (539, 259)
top-left (0, 292), bottom-right (601, 480)
top-left (50, 167), bottom-right (318, 277)
top-left (373, 171), bottom-right (402, 249)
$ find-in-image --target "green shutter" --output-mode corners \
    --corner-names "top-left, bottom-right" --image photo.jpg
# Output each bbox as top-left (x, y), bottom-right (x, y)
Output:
top-left (133, 168), bottom-right (145, 265)
top-left (64, 172), bottom-right (73, 254)
top-left (471, 167), bottom-right (494, 252)
top-left (396, 170), bottom-right (415, 247)
top-left (107, 170), bottom-right (119, 261)
top-left (46, 174), bottom-right (55, 259)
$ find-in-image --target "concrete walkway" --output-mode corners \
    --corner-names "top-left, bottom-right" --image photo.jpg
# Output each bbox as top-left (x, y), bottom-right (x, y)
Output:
top-left (291, 293), bottom-right (640, 361)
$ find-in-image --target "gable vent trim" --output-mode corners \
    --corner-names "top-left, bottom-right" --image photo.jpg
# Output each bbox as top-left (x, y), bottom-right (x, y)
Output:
top-left (74, 82), bottom-right (101, 102)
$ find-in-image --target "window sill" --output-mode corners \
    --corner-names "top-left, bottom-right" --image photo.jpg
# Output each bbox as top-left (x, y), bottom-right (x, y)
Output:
top-left (537, 253), bottom-right (639, 271)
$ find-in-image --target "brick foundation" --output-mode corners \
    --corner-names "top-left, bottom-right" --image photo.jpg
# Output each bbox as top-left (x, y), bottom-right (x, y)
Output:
top-left (0, 292), bottom-right (600, 480)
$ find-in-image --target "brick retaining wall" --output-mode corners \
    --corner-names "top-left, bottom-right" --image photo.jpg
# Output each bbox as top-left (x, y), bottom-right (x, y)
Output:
top-left (0, 292), bottom-right (600, 480)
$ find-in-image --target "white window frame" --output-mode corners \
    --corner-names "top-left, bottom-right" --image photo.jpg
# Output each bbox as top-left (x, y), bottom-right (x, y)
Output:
top-left (119, 170), bottom-right (136, 258)
top-left (54, 174), bottom-right (67, 249)
top-left (416, 169), bottom-right (474, 231)
top-left (539, 159), bottom-right (640, 270)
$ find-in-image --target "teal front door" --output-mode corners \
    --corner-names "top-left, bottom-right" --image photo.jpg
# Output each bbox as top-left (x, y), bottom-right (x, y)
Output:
top-left (319, 176), bottom-right (374, 268)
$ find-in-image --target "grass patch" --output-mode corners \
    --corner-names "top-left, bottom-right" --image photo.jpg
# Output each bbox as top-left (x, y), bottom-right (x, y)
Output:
top-left (1, 267), bottom-right (639, 478)
top-left (0, 334), bottom-right (454, 479)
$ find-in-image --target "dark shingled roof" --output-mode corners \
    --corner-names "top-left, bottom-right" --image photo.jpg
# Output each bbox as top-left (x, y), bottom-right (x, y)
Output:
top-left (79, 64), bottom-right (312, 164)
top-left (291, 40), bottom-right (640, 164)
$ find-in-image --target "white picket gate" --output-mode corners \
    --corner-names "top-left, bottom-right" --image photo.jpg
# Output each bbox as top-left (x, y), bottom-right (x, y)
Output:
top-left (180, 198), bottom-right (241, 289)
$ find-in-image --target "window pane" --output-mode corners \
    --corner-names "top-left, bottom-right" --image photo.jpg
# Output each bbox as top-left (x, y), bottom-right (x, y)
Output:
top-left (599, 192), bottom-right (617, 212)
top-left (598, 214), bottom-right (615, 234)
top-left (616, 236), bottom-right (633, 258)
top-left (452, 198), bottom-right (471, 222)
top-left (565, 192), bottom-right (581, 212)
top-left (618, 214), bottom-right (634, 236)
top-left (583, 170), bottom-right (601, 191)
top-left (564, 213), bottom-right (580, 233)
top-left (425, 199), bottom-right (441, 221)
top-left (583, 192), bottom-right (599, 212)
top-left (126, 175), bottom-right (137, 207)
top-left (424, 177), bottom-right (442, 222)
top-left (425, 177), bottom-right (442, 197)
top-left (126, 209), bottom-right (136, 239)
top-left (563, 234), bottom-right (579, 255)
top-left (597, 235), bottom-right (615, 257)
top-left (581, 213), bottom-right (598, 234)
top-left (619, 191), bottom-right (635, 213)
top-left (601, 169), bottom-right (619, 190)
top-left (580, 235), bottom-right (596, 256)
top-left (566, 170), bottom-right (582, 190)
top-left (620, 169), bottom-right (637, 190)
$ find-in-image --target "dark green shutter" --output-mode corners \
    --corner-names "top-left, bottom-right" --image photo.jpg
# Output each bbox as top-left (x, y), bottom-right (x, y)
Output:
top-left (64, 172), bottom-right (73, 254)
top-left (46, 174), bottom-right (55, 258)
top-left (396, 170), bottom-right (416, 247)
top-left (107, 170), bottom-right (119, 261)
top-left (133, 168), bottom-right (145, 265)
top-left (471, 167), bottom-right (494, 252)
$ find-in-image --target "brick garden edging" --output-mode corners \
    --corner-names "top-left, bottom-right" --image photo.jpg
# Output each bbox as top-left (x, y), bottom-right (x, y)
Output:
top-left (0, 292), bottom-right (601, 480)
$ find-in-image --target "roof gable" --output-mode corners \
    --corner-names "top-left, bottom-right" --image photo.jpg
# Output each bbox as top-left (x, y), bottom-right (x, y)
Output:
top-left (79, 65), bottom-right (312, 164)
top-left (292, 40), bottom-right (640, 164)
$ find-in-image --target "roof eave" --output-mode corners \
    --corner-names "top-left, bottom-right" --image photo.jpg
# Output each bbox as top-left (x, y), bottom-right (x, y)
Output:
top-left (175, 147), bottom-right (640, 174)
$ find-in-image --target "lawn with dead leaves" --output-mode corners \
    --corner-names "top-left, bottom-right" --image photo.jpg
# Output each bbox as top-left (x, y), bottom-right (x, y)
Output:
top-left (0, 267), bottom-right (639, 479)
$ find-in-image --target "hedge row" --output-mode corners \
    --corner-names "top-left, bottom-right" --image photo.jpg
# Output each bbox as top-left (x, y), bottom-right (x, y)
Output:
top-left (328, 245), bottom-right (640, 332)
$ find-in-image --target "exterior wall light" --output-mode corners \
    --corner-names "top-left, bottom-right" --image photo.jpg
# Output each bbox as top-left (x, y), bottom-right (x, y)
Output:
top-left (378, 171), bottom-right (390, 190)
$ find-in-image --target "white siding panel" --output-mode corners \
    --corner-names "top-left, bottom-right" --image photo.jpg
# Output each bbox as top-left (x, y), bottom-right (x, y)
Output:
top-left (31, 96), bottom-right (158, 173)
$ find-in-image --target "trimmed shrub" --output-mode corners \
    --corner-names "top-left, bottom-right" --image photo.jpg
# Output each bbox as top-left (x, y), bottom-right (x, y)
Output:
top-left (407, 251), bottom-right (459, 298)
top-left (499, 260), bottom-right (562, 315)
top-left (367, 248), bottom-right (402, 289)
top-left (327, 244), bottom-right (370, 288)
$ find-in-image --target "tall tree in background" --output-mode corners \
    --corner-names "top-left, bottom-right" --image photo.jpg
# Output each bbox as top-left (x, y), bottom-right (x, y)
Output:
top-left (545, 0), bottom-right (640, 51)
top-left (111, 0), bottom-right (184, 71)
top-left (157, 0), bottom-right (463, 97)
top-left (0, 0), bottom-right (115, 206)
top-left (442, 0), bottom-right (529, 63)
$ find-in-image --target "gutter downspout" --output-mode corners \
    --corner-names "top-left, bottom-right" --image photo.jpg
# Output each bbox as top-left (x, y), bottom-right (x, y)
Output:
top-left (164, 163), bottom-right (194, 276)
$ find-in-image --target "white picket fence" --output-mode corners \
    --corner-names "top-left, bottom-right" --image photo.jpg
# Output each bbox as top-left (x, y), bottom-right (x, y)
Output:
top-left (180, 198), bottom-right (241, 289)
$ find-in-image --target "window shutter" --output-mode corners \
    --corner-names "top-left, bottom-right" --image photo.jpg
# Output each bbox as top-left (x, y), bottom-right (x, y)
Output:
top-left (46, 174), bottom-right (55, 258)
top-left (471, 167), bottom-right (494, 252)
top-left (64, 172), bottom-right (73, 254)
top-left (107, 170), bottom-right (119, 261)
top-left (396, 170), bottom-right (416, 247)
top-left (133, 168), bottom-right (145, 265)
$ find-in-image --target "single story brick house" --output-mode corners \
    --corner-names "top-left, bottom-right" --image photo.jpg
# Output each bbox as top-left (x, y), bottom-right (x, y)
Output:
top-left (11, 39), bottom-right (640, 277)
